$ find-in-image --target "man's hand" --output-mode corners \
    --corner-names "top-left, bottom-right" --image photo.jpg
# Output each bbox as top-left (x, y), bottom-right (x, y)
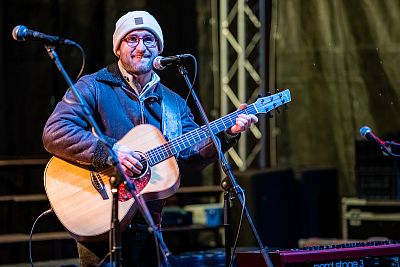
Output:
top-left (113, 143), bottom-right (143, 177)
top-left (227, 103), bottom-right (258, 135)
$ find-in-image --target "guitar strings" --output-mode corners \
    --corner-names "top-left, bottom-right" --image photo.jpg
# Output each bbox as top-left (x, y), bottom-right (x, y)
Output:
top-left (89, 100), bottom-right (271, 183)
top-left (145, 105), bottom-right (257, 165)
top-left (158, 93), bottom-right (286, 163)
top-left (86, 95), bottom-right (285, 184)
top-left (97, 103), bottom-right (260, 177)
top-left (146, 92), bottom-right (285, 163)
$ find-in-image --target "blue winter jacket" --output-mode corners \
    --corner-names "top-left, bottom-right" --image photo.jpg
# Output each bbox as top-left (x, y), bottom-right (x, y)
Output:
top-left (42, 63), bottom-right (238, 224)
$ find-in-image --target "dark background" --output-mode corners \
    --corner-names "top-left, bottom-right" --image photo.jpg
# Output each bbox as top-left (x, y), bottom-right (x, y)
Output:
top-left (4, 1), bottom-right (400, 195)
top-left (1, 0), bottom-right (400, 258)
top-left (1, 0), bottom-right (201, 158)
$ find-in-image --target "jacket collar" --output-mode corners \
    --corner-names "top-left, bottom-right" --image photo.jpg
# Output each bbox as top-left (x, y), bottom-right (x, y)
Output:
top-left (95, 63), bottom-right (160, 97)
top-left (95, 63), bottom-right (125, 86)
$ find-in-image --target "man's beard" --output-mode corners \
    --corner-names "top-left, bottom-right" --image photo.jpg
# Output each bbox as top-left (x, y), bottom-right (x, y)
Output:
top-left (129, 54), bottom-right (156, 75)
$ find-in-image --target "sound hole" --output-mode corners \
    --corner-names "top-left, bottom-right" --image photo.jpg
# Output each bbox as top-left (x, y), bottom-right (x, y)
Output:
top-left (118, 151), bottom-right (151, 202)
top-left (131, 151), bottom-right (149, 180)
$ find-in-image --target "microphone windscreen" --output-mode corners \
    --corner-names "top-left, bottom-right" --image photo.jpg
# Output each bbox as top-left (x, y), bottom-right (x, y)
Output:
top-left (153, 56), bottom-right (165, 70)
top-left (12, 25), bottom-right (26, 41)
top-left (359, 126), bottom-right (371, 139)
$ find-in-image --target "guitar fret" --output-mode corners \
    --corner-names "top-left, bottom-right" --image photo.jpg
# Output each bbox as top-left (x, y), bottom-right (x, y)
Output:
top-left (158, 147), bottom-right (165, 161)
top-left (153, 148), bottom-right (161, 163)
top-left (194, 129), bottom-right (201, 142)
top-left (177, 137), bottom-right (184, 150)
top-left (220, 118), bottom-right (227, 131)
top-left (165, 142), bottom-right (175, 156)
top-left (183, 134), bottom-right (190, 148)
top-left (160, 146), bottom-right (167, 160)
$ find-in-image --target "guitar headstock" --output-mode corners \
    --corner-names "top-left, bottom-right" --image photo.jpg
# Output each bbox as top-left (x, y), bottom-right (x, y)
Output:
top-left (254, 89), bottom-right (291, 114)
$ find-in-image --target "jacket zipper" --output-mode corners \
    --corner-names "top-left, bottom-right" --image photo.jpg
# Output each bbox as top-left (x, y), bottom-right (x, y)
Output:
top-left (122, 85), bottom-right (151, 124)
top-left (139, 99), bottom-right (145, 124)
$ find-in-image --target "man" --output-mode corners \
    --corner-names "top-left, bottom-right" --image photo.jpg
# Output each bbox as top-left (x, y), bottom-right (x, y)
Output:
top-left (43, 11), bottom-right (258, 267)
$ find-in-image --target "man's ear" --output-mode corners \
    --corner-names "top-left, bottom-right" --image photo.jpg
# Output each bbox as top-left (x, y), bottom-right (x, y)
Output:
top-left (116, 49), bottom-right (120, 57)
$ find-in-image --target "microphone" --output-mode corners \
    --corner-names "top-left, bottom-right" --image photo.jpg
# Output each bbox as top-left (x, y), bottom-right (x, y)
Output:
top-left (153, 54), bottom-right (192, 70)
top-left (12, 25), bottom-right (76, 46)
top-left (359, 126), bottom-right (386, 147)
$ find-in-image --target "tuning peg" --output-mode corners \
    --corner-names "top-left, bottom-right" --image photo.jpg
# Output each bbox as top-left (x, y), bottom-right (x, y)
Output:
top-left (266, 92), bottom-right (272, 96)
top-left (273, 102), bottom-right (280, 114)
top-left (267, 112), bottom-right (273, 118)
top-left (275, 88), bottom-right (280, 93)
top-left (284, 104), bottom-right (289, 110)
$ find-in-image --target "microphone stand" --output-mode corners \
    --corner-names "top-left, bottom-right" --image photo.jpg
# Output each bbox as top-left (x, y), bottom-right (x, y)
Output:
top-left (44, 45), bottom-right (171, 266)
top-left (175, 60), bottom-right (274, 267)
top-left (221, 177), bottom-right (233, 267)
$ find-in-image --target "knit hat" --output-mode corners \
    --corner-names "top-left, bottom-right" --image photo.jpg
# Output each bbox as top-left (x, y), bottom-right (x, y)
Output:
top-left (113, 11), bottom-right (164, 56)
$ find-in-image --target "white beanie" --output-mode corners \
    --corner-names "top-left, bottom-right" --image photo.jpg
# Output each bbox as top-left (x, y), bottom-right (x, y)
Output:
top-left (113, 11), bottom-right (164, 56)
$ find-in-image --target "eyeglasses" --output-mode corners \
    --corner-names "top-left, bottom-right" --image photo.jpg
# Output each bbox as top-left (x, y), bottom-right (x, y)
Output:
top-left (121, 35), bottom-right (157, 48)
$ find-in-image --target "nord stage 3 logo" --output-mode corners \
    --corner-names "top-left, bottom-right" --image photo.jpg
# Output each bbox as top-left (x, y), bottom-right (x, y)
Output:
top-left (311, 256), bottom-right (399, 267)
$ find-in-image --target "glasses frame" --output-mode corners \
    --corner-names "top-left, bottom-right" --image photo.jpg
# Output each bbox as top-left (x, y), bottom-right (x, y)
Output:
top-left (121, 35), bottom-right (157, 49)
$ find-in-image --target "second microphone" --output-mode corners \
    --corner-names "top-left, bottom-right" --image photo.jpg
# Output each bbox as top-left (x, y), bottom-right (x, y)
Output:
top-left (153, 54), bottom-right (192, 70)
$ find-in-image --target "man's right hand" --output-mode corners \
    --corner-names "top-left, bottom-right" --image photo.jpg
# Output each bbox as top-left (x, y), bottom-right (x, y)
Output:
top-left (112, 143), bottom-right (143, 177)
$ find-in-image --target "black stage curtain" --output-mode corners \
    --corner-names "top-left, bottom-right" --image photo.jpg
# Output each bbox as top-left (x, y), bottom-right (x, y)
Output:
top-left (273, 0), bottom-right (400, 196)
top-left (1, 0), bottom-right (199, 159)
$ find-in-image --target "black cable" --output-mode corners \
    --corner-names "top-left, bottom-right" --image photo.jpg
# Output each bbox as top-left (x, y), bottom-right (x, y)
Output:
top-left (97, 252), bottom-right (111, 267)
top-left (29, 209), bottom-right (53, 267)
top-left (228, 190), bottom-right (246, 267)
top-left (61, 42), bottom-right (86, 107)
top-left (382, 142), bottom-right (400, 158)
top-left (73, 42), bottom-right (86, 82)
top-left (184, 54), bottom-right (198, 103)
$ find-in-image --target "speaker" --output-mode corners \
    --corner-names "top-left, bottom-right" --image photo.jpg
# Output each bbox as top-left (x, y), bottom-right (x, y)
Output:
top-left (231, 168), bottom-right (300, 249)
top-left (356, 140), bottom-right (398, 199)
top-left (299, 167), bottom-right (340, 238)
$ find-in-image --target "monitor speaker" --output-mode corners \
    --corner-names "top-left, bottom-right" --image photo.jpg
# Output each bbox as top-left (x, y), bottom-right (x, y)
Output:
top-left (231, 168), bottom-right (299, 249)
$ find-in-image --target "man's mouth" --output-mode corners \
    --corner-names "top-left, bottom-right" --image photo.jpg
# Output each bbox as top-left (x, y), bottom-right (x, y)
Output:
top-left (133, 54), bottom-right (149, 60)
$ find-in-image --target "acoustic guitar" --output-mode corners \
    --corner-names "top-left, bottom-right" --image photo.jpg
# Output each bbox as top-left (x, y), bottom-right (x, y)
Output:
top-left (44, 89), bottom-right (291, 241)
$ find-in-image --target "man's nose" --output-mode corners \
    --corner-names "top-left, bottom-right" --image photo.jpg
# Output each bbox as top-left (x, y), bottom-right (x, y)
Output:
top-left (135, 39), bottom-right (146, 51)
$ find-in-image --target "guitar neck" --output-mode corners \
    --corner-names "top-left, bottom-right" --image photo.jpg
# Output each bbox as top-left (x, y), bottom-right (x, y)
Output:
top-left (145, 89), bottom-right (291, 166)
top-left (146, 104), bottom-right (257, 166)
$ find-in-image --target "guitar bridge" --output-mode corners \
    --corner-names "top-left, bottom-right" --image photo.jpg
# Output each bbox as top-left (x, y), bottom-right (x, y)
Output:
top-left (90, 171), bottom-right (109, 200)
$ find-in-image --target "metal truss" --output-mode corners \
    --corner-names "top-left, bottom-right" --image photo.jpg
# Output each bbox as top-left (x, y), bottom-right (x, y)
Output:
top-left (216, 0), bottom-right (267, 170)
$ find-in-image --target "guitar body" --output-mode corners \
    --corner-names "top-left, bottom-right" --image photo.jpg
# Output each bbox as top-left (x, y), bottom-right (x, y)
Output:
top-left (44, 124), bottom-right (180, 242)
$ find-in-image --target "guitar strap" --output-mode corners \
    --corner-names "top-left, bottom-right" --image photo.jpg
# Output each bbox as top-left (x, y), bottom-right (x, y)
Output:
top-left (160, 88), bottom-right (182, 144)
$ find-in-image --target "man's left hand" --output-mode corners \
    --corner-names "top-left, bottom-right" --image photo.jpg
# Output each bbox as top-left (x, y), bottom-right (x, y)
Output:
top-left (227, 103), bottom-right (258, 135)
